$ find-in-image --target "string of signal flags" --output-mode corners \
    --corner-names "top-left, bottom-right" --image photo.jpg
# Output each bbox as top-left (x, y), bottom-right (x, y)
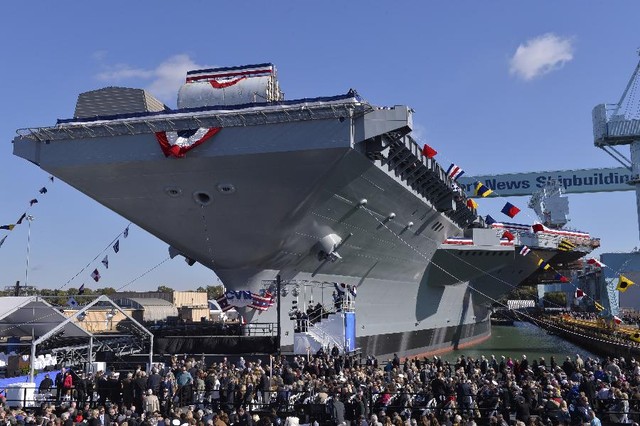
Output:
top-left (0, 174), bottom-right (136, 303)
top-left (0, 176), bottom-right (54, 248)
top-left (421, 142), bottom-right (634, 319)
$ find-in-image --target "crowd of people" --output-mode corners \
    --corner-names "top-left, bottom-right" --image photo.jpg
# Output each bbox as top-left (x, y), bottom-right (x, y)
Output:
top-left (2, 350), bottom-right (640, 426)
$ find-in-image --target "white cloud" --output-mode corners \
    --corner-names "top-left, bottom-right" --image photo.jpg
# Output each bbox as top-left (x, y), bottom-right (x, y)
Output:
top-left (509, 33), bottom-right (574, 81)
top-left (94, 54), bottom-right (209, 105)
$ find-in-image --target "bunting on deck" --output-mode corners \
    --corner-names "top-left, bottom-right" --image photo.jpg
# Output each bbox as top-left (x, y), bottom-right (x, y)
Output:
top-left (502, 230), bottom-right (515, 242)
top-left (558, 239), bottom-right (576, 252)
top-left (29, 199), bottom-right (38, 206)
top-left (446, 164), bottom-right (465, 181)
top-left (614, 316), bottom-right (622, 325)
top-left (532, 223), bottom-right (545, 233)
top-left (475, 182), bottom-right (493, 197)
top-left (466, 199), bottom-right (478, 209)
top-left (422, 144), bottom-right (437, 159)
top-left (102, 256), bottom-right (109, 269)
top-left (113, 240), bottom-right (120, 254)
top-left (0, 225), bottom-right (15, 231)
top-left (594, 301), bottom-right (604, 312)
top-left (155, 127), bottom-right (221, 158)
top-left (519, 246), bottom-right (531, 256)
top-left (617, 275), bottom-right (635, 293)
top-left (537, 259), bottom-right (551, 270)
top-left (39, 187), bottom-right (47, 194)
top-left (501, 202), bottom-right (520, 219)
top-left (123, 227), bottom-right (129, 239)
top-left (91, 269), bottom-right (101, 282)
top-left (485, 215), bottom-right (496, 225)
top-left (78, 284), bottom-right (85, 295)
top-left (67, 297), bottom-right (79, 308)
top-left (631, 332), bottom-right (640, 343)
top-left (575, 288), bottom-right (584, 301)
top-left (587, 258), bottom-right (606, 268)
top-left (0, 236), bottom-right (6, 248)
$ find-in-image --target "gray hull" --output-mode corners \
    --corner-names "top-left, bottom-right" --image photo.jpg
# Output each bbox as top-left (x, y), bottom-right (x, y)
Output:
top-left (13, 90), bottom-right (536, 358)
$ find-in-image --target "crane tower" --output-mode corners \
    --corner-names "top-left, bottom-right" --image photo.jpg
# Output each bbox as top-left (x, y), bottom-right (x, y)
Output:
top-left (593, 53), bottom-right (640, 239)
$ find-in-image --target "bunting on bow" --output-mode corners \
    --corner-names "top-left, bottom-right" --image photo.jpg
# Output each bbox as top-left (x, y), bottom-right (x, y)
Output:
top-left (422, 144), bottom-right (437, 159)
top-left (501, 202), bottom-right (520, 218)
top-left (215, 295), bottom-right (233, 312)
top-left (0, 236), bottom-right (6, 248)
top-left (519, 246), bottom-right (531, 256)
top-left (102, 256), bottom-right (109, 269)
top-left (29, 199), bottom-right (38, 206)
top-left (558, 239), bottom-right (576, 252)
top-left (113, 240), bottom-right (120, 254)
top-left (575, 288), bottom-right (584, 301)
top-left (475, 182), bottom-right (493, 197)
top-left (485, 215), bottom-right (497, 225)
top-left (554, 273), bottom-right (569, 283)
top-left (466, 199), bottom-right (478, 209)
top-left (594, 301), bottom-right (604, 312)
top-left (630, 332), bottom-right (640, 343)
top-left (91, 269), bottom-right (101, 282)
top-left (0, 225), bottom-right (15, 231)
top-left (249, 291), bottom-right (275, 311)
top-left (123, 227), bottom-right (129, 238)
top-left (614, 316), bottom-right (622, 325)
top-left (617, 275), bottom-right (635, 293)
top-left (67, 297), bottom-right (79, 308)
top-left (446, 164), bottom-right (465, 181)
top-left (155, 128), bottom-right (221, 158)
top-left (39, 187), bottom-right (47, 194)
top-left (78, 284), bottom-right (85, 295)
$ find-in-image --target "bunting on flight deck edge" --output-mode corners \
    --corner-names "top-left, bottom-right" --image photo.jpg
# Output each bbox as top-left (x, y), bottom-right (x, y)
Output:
top-left (519, 246), bottom-right (530, 256)
top-left (537, 259), bottom-right (551, 270)
top-left (155, 127), bottom-right (221, 158)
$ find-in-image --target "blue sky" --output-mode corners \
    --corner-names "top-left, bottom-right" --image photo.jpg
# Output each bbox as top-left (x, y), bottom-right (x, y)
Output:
top-left (2, 1), bottom-right (640, 292)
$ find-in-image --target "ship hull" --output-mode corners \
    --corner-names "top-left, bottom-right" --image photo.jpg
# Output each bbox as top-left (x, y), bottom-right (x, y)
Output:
top-left (14, 95), bottom-right (521, 359)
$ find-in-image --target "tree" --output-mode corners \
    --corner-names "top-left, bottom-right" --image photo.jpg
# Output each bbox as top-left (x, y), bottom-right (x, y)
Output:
top-left (157, 285), bottom-right (174, 293)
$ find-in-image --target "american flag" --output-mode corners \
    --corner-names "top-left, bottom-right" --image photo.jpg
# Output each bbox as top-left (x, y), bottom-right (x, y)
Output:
top-left (249, 291), bottom-right (274, 311)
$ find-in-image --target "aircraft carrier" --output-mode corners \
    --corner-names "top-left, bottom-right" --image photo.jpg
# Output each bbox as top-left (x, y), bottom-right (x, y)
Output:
top-left (12, 63), bottom-right (595, 359)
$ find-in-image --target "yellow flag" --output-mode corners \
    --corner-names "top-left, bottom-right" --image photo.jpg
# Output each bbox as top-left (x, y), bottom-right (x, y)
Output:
top-left (594, 301), bottom-right (604, 312)
top-left (630, 332), bottom-right (640, 343)
top-left (617, 275), bottom-right (635, 293)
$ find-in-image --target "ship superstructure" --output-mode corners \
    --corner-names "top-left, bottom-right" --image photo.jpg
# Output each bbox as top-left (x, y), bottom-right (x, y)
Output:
top-left (12, 63), bottom-right (592, 358)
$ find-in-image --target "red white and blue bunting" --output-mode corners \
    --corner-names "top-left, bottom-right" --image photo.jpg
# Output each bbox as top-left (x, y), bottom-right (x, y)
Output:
top-left (155, 127), bottom-right (221, 158)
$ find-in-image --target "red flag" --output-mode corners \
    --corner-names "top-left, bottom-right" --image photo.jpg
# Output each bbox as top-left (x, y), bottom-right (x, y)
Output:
top-left (532, 223), bottom-right (545, 233)
top-left (614, 316), bottom-right (622, 325)
top-left (502, 230), bottom-right (515, 241)
top-left (422, 144), bottom-right (437, 159)
top-left (575, 288), bottom-right (584, 299)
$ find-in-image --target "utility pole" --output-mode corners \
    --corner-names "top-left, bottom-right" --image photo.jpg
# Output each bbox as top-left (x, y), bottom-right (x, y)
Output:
top-left (14, 281), bottom-right (20, 297)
